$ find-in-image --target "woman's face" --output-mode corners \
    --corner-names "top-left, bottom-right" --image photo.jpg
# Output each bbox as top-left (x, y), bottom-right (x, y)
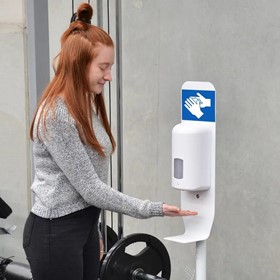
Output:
top-left (88, 45), bottom-right (115, 94)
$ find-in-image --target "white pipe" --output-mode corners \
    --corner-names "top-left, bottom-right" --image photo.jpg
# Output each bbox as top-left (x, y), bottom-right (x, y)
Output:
top-left (196, 240), bottom-right (207, 280)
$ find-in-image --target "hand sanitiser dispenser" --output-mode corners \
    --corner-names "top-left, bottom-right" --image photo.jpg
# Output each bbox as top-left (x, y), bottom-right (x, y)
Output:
top-left (166, 81), bottom-right (216, 280)
top-left (172, 125), bottom-right (211, 191)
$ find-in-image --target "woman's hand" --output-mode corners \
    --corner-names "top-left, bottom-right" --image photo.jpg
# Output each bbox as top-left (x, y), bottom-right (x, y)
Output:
top-left (163, 203), bottom-right (198, 217)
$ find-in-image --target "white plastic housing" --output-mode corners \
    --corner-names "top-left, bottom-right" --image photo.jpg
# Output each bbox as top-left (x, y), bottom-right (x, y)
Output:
top-left (172, 122), bottom-right (211, 191)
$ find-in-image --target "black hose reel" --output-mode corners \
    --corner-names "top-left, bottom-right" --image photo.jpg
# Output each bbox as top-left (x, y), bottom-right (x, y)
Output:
top-left (100, 233), bottom-right (171, 280)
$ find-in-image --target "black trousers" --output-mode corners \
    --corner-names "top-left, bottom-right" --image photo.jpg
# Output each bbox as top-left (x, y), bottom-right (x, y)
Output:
top-left (23, 207), bottom-right (101, 280)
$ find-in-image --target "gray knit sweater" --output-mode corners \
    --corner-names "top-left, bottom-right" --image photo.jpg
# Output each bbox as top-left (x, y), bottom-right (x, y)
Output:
top-left (31, 98), bottom-right (163, 219)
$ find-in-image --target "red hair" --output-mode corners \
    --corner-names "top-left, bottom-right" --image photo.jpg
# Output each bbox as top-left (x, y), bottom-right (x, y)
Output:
top-left (30, 3), bottom-right (115, 156)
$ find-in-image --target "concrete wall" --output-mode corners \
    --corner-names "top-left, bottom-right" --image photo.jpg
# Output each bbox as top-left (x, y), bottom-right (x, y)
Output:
top-left (120, 1), bottom-right (280, 279)
top-left (0, 0), bottom-right (279, 279)
top-left (0, 0), bottom-right (30, 262)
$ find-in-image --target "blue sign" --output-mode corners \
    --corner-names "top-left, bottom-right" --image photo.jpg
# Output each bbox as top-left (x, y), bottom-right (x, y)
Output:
top-left (182, 89), bottom-right (215, 122)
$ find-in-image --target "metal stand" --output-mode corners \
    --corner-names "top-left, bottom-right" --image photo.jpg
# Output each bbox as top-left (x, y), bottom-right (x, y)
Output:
top-left (196, 240), bottom-right (207, 280)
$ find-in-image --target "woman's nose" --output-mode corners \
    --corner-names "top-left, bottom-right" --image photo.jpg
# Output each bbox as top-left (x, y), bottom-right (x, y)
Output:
top-left (104, 71), bottom-right (112, 82)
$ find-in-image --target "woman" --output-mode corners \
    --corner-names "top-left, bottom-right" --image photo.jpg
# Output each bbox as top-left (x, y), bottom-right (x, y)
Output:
top-left (23, 3), bottom-right (197, 280)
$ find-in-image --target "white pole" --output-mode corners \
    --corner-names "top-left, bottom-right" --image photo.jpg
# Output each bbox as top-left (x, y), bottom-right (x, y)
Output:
top-left (196, 240), bottom-right (207, 280)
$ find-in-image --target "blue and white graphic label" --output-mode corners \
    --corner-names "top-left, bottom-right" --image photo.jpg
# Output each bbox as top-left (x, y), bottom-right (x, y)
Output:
top-left (182, 89), bottom-right (215, 122)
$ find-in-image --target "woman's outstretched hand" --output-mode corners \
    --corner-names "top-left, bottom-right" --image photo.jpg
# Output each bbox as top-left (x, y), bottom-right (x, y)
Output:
top-left (163, 204), bottom-right (198, 217)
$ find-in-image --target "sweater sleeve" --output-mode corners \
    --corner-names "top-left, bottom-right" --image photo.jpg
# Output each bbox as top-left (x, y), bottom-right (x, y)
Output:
top-left (40, 116), bottom-right (164, 219)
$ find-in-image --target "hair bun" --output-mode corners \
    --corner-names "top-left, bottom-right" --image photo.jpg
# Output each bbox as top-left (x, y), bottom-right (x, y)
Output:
top-left (77, 3), bottom-right (93, 24)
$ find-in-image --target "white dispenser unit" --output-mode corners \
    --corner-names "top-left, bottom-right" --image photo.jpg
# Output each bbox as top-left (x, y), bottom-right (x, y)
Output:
top-left (165, 81), bottom-right (216, 280)
top-left (172, 124), bottom-right (211, 192)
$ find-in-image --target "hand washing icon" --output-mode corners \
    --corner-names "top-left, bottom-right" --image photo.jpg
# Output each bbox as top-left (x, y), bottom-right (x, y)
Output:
top-left (184, 93), bottom-right (211, 119)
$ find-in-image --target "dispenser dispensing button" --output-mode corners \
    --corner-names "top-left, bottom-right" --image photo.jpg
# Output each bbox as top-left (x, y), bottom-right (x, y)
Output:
top-left (174, 158), bottom-right (183, 179)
